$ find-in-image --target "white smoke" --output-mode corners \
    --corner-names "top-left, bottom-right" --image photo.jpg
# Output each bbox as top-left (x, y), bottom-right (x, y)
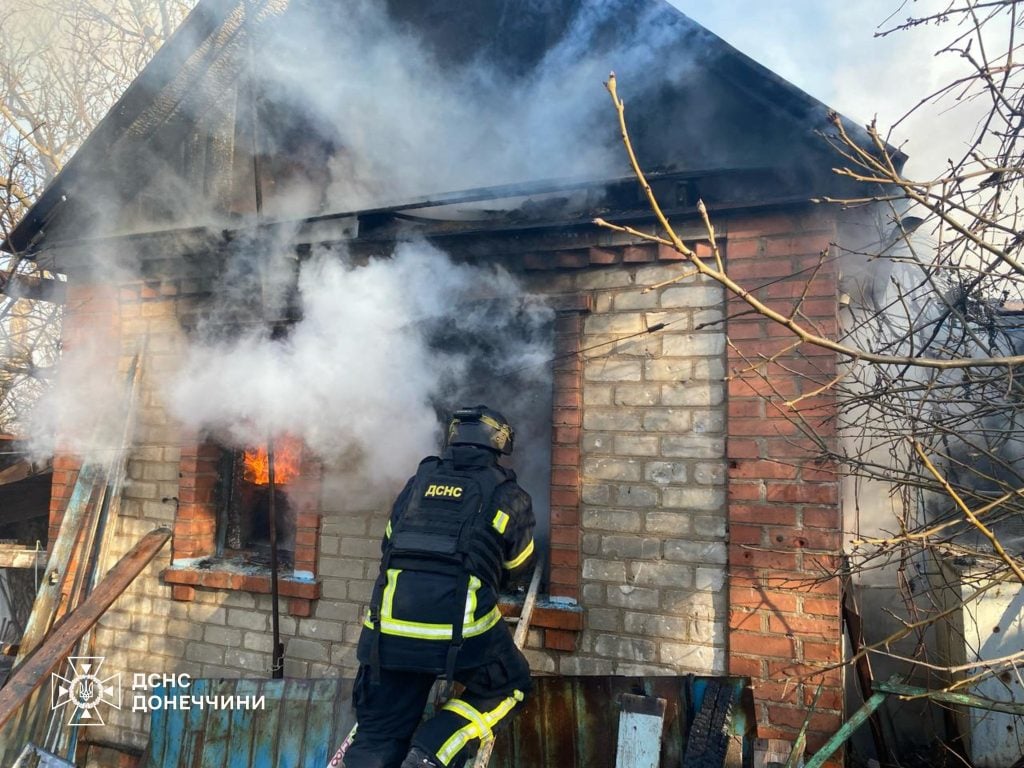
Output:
top-left (165, 239), bottom-right (552, 497)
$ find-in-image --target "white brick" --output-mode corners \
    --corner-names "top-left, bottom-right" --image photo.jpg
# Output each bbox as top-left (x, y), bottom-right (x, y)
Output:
top-left (577, 269), bottom-right (634, 289)
top-left (585, 359), bottom-right (642, 382)
top-left (662, 435), bottom-right (724, 458)
top-left (286, 638), bottom-right (330, 662)
top-left (694, 516), bottom-right (727, 538)
top-left (588, 608), bottom-right (621, 631)
top-left (662, 487), bottom-right (725, 510)
top-left (594, 634), bottom-right (657, 662)
top-left (660, 285), bottom-right (723, 308)
top-left (584, 409), bottom-right (643, 431)
top-left (614, 385), bottom-right (661, 406)
top-left (644, 358), bottom-right (691, 382)
top-left (613, 290), bottom-right (660, 310)
top-left (660, 642), bottom-right (724, 673)
top-left (581, 483), bottom-right (611, 505)
top-left (599, 535), bottom-right (661, 559)
top-left (661, 383), bottom-right (724, 407)
top-left (664, 540), bottom-right (727, 564)
top-left (694, 462), bottom-right (726, 485)
top-left (641, 409), bottom-right (691, 433)
top-left (662, 333), bottom-right (726, 357)
top-left (583, 385), bottom-right (614, 405)
top-left (613, 484), bottom-right (659, 508)
top-left (644, 461), bottom-right (687, 485)
top-left (583, 457), bottom-right (642, 482)
top-left (696, 566), bottom-right (726, 591)
top-left (636, 264), bottom-right (693, 284)
top-left (629, 561), bottom-right (693, 588)
top-left (613, 435), bottom-right (660, 456)
top-left (585, 313), bottom-right (644, 335)
top-left (692, 411), bottom-right (725, 434)
top-left (606, 585), bottom-right (661, 609)
top-left (582, 558), bottom-right (627, 581)
top-left (644, 511), bottom-right (692, 536)
top-left (204, 626), bottom-right (242, 647)
top-left (583, 508), bottom-right (641, 533)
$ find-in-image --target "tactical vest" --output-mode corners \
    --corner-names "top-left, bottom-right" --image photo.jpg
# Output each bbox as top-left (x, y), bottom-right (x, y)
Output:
top-left (367, 456), bottom-right (510, 686)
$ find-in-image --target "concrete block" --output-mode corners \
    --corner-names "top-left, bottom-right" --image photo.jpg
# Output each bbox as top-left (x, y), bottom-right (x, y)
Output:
top-left (285, 638), bottom-right (330, 663)
top-left (583, 385), bottom-right (614, 405)
top-left (696, 566), bottom-right (727, 591)
top-left (581, 483), bottom-right (611, 505)
top-left (644, 511), bottom-right (692, 536)
top-left (613, 484), bottom-right (659, 508)
top-left (644, 358), bottom-right (691, 382)
top-left (576, 269), bottom-right (634, 290)
top-left (203, 625), bottom-right (242, 647)
top-left (661, 383), bottom-right (724, 407)
top-left (660, 285), bottom-right (723, 309)
top-left (606, 584), bottom-right (661, 610)
top-left (694, 462), bottom-right (726, 485)
top-left (660, 642), bottom-right (724, 673)
top-left (628, 561), bottom-right (693, 588)
top-left (594, 634), bottom-right (657, 662)
top-left (585, 312), bottom-right (644, 335)
top-left (613, 290), bottom-right (661, 310)
top-left (614, 385), bottom-right (662, 406)
top-left (662, 333), bottom-right (726, 357)
top-left (613, 435), bottom-right (660, 456)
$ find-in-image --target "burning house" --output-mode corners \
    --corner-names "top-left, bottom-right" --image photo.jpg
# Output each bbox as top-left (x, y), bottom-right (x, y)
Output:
top-left (0, 0), bottom-right (893, 765)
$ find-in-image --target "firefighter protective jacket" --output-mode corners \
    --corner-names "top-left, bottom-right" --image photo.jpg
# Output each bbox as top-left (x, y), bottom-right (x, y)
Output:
top-left (357, 444), bottom-right (535, 673)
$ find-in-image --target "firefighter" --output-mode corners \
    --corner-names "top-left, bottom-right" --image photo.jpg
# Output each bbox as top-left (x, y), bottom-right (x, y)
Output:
top-left (343, 405), bottom-right (536, 768)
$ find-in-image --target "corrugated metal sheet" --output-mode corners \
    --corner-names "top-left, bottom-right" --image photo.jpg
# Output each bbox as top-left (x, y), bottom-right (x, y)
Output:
top-left (142, 676), bottom-right (753, 768)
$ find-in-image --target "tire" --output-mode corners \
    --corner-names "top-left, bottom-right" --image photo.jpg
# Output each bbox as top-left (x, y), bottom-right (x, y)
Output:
top-left (681, 680), bottom-right (735, 768)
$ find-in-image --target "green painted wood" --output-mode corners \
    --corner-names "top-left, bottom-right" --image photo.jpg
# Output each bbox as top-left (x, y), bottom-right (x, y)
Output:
top-left (803, 692), bottom-right (887, 768)
top-left (874, 679), bottom-right (1024, 716)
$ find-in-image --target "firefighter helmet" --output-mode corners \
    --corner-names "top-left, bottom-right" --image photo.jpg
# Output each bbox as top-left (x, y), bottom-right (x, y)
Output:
top-left (446, 405), bottom-right (515, 455)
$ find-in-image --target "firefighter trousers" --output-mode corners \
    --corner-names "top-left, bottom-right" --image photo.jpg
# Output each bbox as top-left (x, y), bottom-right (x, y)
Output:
top-left (343, 635), bottom-right (531, 768)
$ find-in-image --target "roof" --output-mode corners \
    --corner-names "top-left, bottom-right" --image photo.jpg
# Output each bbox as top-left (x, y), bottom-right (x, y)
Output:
top-left (4, 0), bottom-right (901, 256)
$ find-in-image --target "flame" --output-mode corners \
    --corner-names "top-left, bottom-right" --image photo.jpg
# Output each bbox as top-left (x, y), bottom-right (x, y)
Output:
top-left (242, 435), bottom-right (303, 485)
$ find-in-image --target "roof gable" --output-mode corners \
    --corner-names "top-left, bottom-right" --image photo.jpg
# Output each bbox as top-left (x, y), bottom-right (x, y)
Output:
top-left (6, 0), bottom-right (887, 254)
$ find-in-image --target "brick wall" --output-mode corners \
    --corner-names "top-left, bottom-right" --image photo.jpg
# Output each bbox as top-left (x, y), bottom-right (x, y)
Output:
top-left (48, 216), bottom-right (844, 764)
top-left (723, 209), bottom-right (844, 765)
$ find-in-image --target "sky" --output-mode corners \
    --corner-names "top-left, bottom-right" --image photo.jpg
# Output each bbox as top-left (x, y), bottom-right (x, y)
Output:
top-left (669, 0), bottom-right (987, 176)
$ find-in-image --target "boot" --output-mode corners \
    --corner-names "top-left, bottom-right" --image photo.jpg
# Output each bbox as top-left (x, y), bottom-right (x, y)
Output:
top-left (400, 746), bottom-right (441, 768)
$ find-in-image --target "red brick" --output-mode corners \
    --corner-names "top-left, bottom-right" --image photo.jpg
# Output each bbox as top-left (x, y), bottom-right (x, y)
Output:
top-left (728, 654), bottom-right (763, 677)
top-left (548, 526), bottom-right (579, 547)
top-left (755, 680), bottom-right (801, 705)
top-left (550, 488), bottom-right (579, 508)
top-left (727, 482), bottom-right (762, 501)
top-left (726, 438), bottom-right (761, 459)
top-left (588, 247), bottom-right (621, 265)
top-left (768, 614), bottom-right (840, 638)
top-left (656, 243), bottom-right (687, 261)
top-left (549, 566), bottom-right (579, 588)
top-left (730, 460), bottom-right (798, 480)
top-left (171, 585), bottom-right (196, 601)
top-left (766, 704), bottom-right (841, 734)
top-left (770, 528), bottom-right (839, 551)
top-left (729, 417), bottom-right (799, 436)
top-left (549, 547), bottom-right (579, 567)
top-left (765, 482), bottom-right (838, 505)
top-left (803, 507), bottom-right (840, 529)
top-left (723, 238), bottom-right (764, 260)
top-left (730, 588), bottom-right (799, 613)
top-left (729, 524), bottom-right (764, 546)
top-left (730, 504), bottom-right (797, 527)
top-left (731, 546), bottom-right (799, 571)
top-left (729, 610), bottom-right (763, 631)
top-left (730, 632), bottom-right (796, 658)
top-left (552, 445), bottom-right (580, 466)
top-left (801, 597), bottom-right (839, 617)
top-left (554, 250), bottom-right (589, 268)
top-left (288, 598), bottom-right (313, 617)
top-left (555, 315), bottom-right (583, 335)
top-left (550, 506), bottom-right (578, 526)
top-left (544, 629), bottom-right (578, 651)
top-left (553, 426), bottom-right (580, 444)
top-left (623, 245), bottom-right (656, 263)
top-left (803, 640), bottom-right (841, 662)
top-left (762, 234), bottom-right (834, 258)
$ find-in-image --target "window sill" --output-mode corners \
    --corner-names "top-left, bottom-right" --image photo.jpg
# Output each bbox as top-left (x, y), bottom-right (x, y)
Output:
top-left (498, 595), bottom-right (583, 651)
top-left (162, 559), bottom-right (321, 616)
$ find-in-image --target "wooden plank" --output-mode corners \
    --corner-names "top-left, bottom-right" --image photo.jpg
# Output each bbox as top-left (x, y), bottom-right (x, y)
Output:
top-left (472, 561), bottom-right (544, 768)
top-left (13, 463), bottom-right (105, 664)
top-left (225, 679), bottom-right (260, 768)
top-left (277, 678), bottom-right (311, 768)
top-left (198, 680), bottom-right (233, 768)
top-left (803, 692), bottom-right (888, 768)
top-left (0, 528), bottom-right (171, 732)
top-left (874, 678), bottom-right (1024, 716)
top-left (615, 694), bottom-right (666, 768)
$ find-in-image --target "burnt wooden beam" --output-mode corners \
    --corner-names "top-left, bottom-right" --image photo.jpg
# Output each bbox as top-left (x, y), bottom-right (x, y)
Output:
top-left (0, 527), bottom-right (171, 732)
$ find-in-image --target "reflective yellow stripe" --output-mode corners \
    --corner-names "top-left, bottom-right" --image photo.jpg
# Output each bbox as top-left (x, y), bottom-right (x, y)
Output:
top-left (504, 538), bottom-right (534, 569)
top-left (385, 520), bottom-right (392, 538)
top-left (362, 573), bottom-right (500, 639)
top-left (492, 509), bottom-right (510, 534)
top-left (436, 692), bottom-right (524, 765)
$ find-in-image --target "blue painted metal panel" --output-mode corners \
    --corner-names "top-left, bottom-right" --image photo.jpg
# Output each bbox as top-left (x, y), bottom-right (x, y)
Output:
top-left (142, 676), bottom-right (751, 768)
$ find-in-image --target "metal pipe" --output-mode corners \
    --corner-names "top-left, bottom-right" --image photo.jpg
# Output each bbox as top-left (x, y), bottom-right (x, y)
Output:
top-left (267, 437), bottom-right (284, 679)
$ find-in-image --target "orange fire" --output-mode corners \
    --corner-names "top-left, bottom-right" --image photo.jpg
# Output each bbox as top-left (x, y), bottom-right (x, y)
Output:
top-left (242, 435), bottom-right (303, 485)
